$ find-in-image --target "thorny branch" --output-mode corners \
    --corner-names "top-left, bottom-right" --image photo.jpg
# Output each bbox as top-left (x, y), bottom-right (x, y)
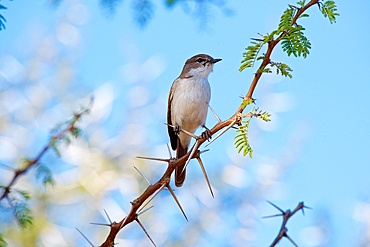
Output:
top-left (265, 201), bottom-right (311, 247)
top-left (0, 99), bottom-right (93, 201)
top-left (93, 1), bottom-right (323, 246)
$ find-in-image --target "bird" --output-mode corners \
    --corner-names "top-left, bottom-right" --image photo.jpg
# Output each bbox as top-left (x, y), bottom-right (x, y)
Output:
top-left (167, 54), bottom-right (221, 187)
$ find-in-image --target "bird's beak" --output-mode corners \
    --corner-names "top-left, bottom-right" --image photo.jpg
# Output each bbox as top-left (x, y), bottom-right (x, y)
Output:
top-left (210, 58), bottom-right (222, 64)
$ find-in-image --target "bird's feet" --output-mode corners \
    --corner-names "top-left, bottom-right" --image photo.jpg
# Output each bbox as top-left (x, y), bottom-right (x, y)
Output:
top-left (201, 125), bottom-right (212, 141)
top-left (174, 125), bottom-right (181, 135)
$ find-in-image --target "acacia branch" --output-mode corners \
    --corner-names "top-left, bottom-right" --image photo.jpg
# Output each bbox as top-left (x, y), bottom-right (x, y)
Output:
top-left (0, 100), bottom-right (93, 201)
top-left (98, 1), bottom-right (321, 246)
top-left (239, 0), bottom-right (319, 113)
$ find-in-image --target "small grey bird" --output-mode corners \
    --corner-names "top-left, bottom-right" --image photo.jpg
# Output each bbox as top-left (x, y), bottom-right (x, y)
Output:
top-left (167, 54), bottom-right (221, 187)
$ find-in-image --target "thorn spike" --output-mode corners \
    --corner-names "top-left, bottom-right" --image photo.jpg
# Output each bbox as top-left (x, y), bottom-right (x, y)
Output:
top-left (136, 218), bottom-right (157, 247)
top-left (267, 200), bottom-right (285, 214)
top-left (196, 157), bottom-right (214, 198)
top-left (76, 228), bottom-right (95, 247)
top-left (204, 120), bottom-right (236, 148)
top-left (285, 234), bottom-right (299, 247)
top-left (136, 156), bottom-right (170, 163)
top-left (133, 166), bottom-right (151, 185)
top-left (262, 213), bottom-right (284, 219)
top-left (90, 222), bottom-right (111, 227)
top-left (103, 209), bottom-right (112, 224)
top-left (138, 183), bottom-right (166, 213)
top-left (208, 104), bottom-right (222, 123)
top-left (167, 185), bottom-right (188, 221)
top-left (138, 205), bottom-right (154, 216)
top-left (181, 143), bottom-right (199, 175)
top-left (166, 143), bottom-right (173, 159)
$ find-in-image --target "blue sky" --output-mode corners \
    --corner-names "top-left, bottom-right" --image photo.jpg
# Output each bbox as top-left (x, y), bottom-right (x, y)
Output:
top-left (1, 0), bottom-right (370, 246)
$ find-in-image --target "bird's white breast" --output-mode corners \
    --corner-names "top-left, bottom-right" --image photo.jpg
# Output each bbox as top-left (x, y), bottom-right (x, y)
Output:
top-left (171, 76), bottom-right (211, 146)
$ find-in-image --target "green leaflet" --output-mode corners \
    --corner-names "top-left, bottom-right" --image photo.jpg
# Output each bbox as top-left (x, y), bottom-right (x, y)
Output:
top-left (234, 108), bottom-right (271, 157)
top-left (239, 40), bottom-right (264, 72)
top-left (278, 6), bottom-right (295, 34)
top-left (234, 119), bottom-right (253, 158)
top-left (13, 202), bottom-right (33, 228)
top-left (320, 0), bottom-right (339, 24)
top-left (281, 24), bottom-right (311, 58)
top-left (239, 0), bottom-right (339, 78)
top-left (270, 62), bottom-right (293, 78)
top-left (36, 165), bottom-right (55, 186)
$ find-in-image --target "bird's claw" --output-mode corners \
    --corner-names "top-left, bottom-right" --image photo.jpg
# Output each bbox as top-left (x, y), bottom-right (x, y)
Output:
top-left (174, 125), bottom-right (181, 135)
top-left (201, 126), bottom-right (212, 141)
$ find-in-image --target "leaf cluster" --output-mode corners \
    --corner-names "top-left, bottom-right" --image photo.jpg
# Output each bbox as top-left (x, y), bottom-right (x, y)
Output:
top-left (36, 165), bottom-right (55, 186)
top-left (0, 188), bottom-right (33, 228)
top-left (0, 100), bottom-right (93, 244)
top-left (234, 108), bottom-right (271, 157)
top-left (319, 0), bottom-right (339, 24)
top-left (270, 61), bottom-right (293, 78)
top-left (239, 40), bottom-right (264, 72)
top-left (281, 24), bottom-right (311, 58)
top-left (239, 0), bottom-right (339, 77)
top-left (234, 119), bottom-right (253, 157)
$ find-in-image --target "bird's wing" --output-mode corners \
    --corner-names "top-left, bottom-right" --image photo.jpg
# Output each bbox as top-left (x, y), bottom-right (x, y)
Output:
top-left (167, 79), bottom-right (178, 150)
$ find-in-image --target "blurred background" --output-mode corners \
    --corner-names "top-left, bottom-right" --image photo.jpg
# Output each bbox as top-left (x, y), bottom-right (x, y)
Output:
top-left (1, 0), bottom-right (370, 246)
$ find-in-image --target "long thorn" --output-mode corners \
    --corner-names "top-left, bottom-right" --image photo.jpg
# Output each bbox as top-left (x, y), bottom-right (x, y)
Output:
top-left (205, 120), bottom-right (236, 148)
top-left (208, 104), bottom-right (222, 123)
top-left (103, 209), bottom-right (112, 224)
top-left (179, 127), bottom-right (198, 140)
top-left (136, 218), bottom-right (157, 247)
top-left (267, 200), bottom-right (285, 214)
top-left (133, 166), bottom-right (151, 185)
top-left (166, 143), bottom-right (173, 159)
top-left (136, 156), bottom-right (170, 163)
top-left (76, 228), bottom-right (95, 247)
top-left (138, 205), bottom-right (154, 216)
top-left (90, 222), bottom-right (111, 226)
top-left (138, 183), bottom-right (166, 213)
top-left (285, 234), bottom-right (299, 247)
top-left (262, 213), bottom-right (284, 219)
top-left (119, 216), bottom-right (128, 229)
top-left (196, 156), bottom-right (214, 198)
top-left (181, 141), bottom-right (201, 175)
top-left (167, 185), bottom-right (188, 221)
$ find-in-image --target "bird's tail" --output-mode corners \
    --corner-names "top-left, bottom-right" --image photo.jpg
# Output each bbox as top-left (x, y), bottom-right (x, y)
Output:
top-left (175, 141), bottom-right (187, 187)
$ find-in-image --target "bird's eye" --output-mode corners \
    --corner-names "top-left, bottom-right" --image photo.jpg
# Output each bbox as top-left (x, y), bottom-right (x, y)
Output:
top-left (196, 58), bottom-right (204, 63)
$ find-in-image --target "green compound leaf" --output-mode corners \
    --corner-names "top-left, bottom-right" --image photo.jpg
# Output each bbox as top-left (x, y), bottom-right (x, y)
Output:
top-left (240, 40), bottom-right (265, 72)
top-left (13, 201), bottom-right (33, 228)
top-left (253, 108), bottom-right (272, 122)
top-left (50, 138), bottom-right (62, 157)
top-left (320, 0), bottom-right (339, 24)
top-left (234, 119), bottom-right (253, 158)
top-left (278, 6), bottom-right (295, 34)
top-left (70, 127), bottom-right (81, 138)
top-left (234, 108), bottom-right (271, 157)
top-left (14, 189), bottom-right (31, 200)
top-left (36, 165), bottom-right (55, 186)
top-left (270, 61), bottom-right (293, 78)
top-left (281, 24), bottom-right (311, 57)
